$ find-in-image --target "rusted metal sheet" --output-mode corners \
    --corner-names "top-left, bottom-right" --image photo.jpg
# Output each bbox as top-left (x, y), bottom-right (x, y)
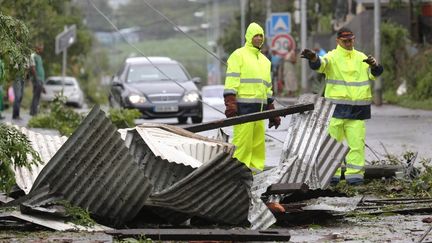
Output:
top-left (183, 103), bottom-right (314, 133)
top-left (23, 105), bottom-right (153, 226)
top-left (106, 228), bottom-right (291, 241)
top-left (9, 126), bottom-right (67, 194)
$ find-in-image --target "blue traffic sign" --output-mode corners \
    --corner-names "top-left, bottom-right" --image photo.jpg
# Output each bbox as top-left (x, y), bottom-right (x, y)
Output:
top-left (270, 12), bottom-right (291, 35)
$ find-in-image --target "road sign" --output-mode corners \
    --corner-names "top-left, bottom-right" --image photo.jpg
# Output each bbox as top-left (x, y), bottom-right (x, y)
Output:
top-left (270, 34), bottom-right (296, 57)
top-left (270, 12), bottom-right (291, 34)
top-left (265, 12), bottom-right (291, 40)
top-left (55, 25), bottom-right (76, 54)
top-left (265, 18), bottom-right (272, 40)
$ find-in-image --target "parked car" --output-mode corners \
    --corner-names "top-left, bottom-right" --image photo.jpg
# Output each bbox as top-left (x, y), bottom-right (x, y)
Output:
top-left (201, 84), bottom-right (225, 106)
top-left (41, 76), bottom-right (85, 108)
top-left (109, 56), bottom-right (203, 124)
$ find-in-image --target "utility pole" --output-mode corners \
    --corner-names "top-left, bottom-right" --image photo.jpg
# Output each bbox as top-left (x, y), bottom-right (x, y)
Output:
top-left (373, 0), bottom-right (382, 106)
top-left (300, 0), bottom-right (309, 93)
top-left (240, 0), bottom-right (247, 45)
top-left (266, 0), bottom-right (271, 20)
top-left (212, 0), bottom-right (221, 84)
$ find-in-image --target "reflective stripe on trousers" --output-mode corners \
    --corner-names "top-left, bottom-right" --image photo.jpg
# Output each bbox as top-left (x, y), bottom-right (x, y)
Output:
top-left (328, 118), bottom-right (365, 179)
top-left (232, 120), bottom-right (265, 171)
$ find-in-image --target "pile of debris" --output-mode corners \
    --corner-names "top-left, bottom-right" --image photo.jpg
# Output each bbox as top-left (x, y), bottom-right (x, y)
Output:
top-left (3, 94), bottom-right (427, 241)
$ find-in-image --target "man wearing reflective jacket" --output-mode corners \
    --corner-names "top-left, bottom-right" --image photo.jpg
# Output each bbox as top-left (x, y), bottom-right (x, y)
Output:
top-left (223, 22), bottom-right (280, 171)
top-left (301, 27), bottom-right (384, 185)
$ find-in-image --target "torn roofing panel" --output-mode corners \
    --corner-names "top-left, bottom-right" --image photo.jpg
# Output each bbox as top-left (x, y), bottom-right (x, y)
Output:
top-left (124, 124), bottom-right (234, 195)
top-left (0, 211), bottom-right (111, 231)
top-left (248, 157), bottom-right (298, 230)
top-left (10, 125), bottom-right (68, 194)
top-left (125, 129), bottom-right (195, 194)
top-left (249, 95), bottom-right (348, 229)
top-left (280, 94), bottom-right (348, 189)
top-left (133, 124), bottom-right (231, 167)
top-left (314, 134), bottom-right (349, 188)
top-left (147, 150), bottom-right (253, 225)
top-left (24, 105), bottom-right (153, 225)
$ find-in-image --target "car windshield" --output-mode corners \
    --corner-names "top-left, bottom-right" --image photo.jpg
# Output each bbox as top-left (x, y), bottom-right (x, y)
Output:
top-left (127, 64), bottom-right (189, 83)
top-left (46, 79), bottom-right (75, 86)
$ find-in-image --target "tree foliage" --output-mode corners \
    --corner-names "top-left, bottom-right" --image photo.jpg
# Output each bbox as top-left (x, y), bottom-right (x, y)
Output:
top-left (0, 124), bottom-right (43, 193)
top-left (0, 0), bottom-right (93, 84)
top-left (0, 13), bottom-right (31, 78)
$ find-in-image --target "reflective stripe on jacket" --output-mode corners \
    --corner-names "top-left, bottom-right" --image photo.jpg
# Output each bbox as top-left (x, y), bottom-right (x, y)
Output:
top-left (224, 23), bottom-right (272, 107)
top-left (318, 45), bottom-right (375, 105)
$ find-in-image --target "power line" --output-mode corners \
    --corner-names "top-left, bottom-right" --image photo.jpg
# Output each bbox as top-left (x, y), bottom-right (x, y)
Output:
top-left (87, 0), bottom-right (285, 144)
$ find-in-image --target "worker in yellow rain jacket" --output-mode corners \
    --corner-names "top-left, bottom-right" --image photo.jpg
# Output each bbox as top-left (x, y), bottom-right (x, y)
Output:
top-left (301, 28), bottom-right (384, 185)
top-left (223, 22), bottom-right (281, 171)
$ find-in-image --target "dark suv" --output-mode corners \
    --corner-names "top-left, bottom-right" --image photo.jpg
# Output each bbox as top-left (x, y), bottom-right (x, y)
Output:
top-left (109, 57), bottom-right (203, 124)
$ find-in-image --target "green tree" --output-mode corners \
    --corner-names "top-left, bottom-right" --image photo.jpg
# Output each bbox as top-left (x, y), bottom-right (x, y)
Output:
top-left (0, 13), bottom-right (31, 78)
top-left (1, 0), bottom-right (93, 76)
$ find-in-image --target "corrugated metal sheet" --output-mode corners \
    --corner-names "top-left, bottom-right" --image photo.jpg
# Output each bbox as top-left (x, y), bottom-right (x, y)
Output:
top-left (248, 94), bottom-right (349, 229)
top-left (279, 94), bottom-right (349, 189)
top-left (147, 150), bottom-right (252, 225)
top-left (123, 124), bottom-right (253, 225)
top-left (23, 105), bottom-right (153, 225)
top-left (0, 211), bottom-right (112, 231)
top-left (10, 125), bottom-right (68, 194)
top-left (248, 156), bottom-right (298, 230)
top-left (301, 196), bottom-right (363, 212)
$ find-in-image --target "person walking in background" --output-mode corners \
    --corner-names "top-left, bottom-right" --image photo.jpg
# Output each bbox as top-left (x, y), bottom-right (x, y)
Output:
top-left (29, 43), bottom-right (45, 116)
top-left (224, 22), bottom-right (280, 172)
top-left (301, 27), bottom-right (384, 185)
top-left (0, 54), bottom-right (5, 119)
top-left (12, 60), bottom-right (29, 120)
top-left (281, 48), bottom-right (298, 97)
top-left (260, 43), bottom-right (272, 61)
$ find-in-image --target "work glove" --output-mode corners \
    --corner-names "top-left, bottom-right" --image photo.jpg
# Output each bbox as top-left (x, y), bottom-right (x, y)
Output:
top-left (363, 55), bottom-right (378, 67)
top-left (224, 94), bottom-right (238, 118)
top-left (300, 48), bottom-right (318, 61)
top-left (267, 103), bottom-right (281, 129)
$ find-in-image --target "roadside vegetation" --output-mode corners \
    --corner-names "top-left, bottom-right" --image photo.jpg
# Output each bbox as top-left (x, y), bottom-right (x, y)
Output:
top-left (333, 151), bottom-right (432, 198)
top-left (28, 96), bottom-right (83, 136)
top-left (0, 124), bottom-right (43, 193)
top-left (28, 95), bottom-right (142, 135)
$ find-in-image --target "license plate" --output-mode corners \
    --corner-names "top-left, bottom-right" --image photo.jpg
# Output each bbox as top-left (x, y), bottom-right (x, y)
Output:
top-left (154, 105), bottom-right (178, 112)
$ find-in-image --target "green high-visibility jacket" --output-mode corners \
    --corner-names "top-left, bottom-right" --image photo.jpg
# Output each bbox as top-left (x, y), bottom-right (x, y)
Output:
top-left (224, 23), bottom-right (272, 106)
top-left (318, 45), bottom-right (375, 106)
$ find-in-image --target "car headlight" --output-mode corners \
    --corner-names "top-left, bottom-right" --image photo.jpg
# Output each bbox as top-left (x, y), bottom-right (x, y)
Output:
top-left (128, 95), bottom-right (146, 104)
top-left (182, 91), bottom-right (200, 102)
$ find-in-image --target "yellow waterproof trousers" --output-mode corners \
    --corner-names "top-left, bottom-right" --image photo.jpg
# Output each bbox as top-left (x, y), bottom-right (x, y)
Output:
top-left (328, 118), bottom-right (365, 181)
top-left (232, 120), bottom-right (266, 171)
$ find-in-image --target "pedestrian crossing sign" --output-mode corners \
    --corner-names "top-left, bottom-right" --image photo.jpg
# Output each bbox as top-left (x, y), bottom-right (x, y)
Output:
top-left (268, 12), bottom-right (291, 37)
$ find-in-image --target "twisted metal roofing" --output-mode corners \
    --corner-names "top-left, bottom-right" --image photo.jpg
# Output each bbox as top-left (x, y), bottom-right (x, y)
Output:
top-left (10, 125), bottom-right (67, 194)
top-left (248, 94), bottom-right (349, 229)
top-left (124, 124), bottom-right (253, 225)
top-left (279, 94), bottom-right (349, 189)
top-left (24, 106), bottom-right (153, 225)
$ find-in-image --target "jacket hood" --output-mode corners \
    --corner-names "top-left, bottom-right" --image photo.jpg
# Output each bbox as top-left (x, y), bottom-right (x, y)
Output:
top-left (245, 22), bottom-right (264, 49)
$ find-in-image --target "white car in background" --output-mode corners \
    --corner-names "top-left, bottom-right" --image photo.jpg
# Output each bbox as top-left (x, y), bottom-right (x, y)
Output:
top-left (42, 76), bottom-right (85, 108)
top-left (201, 85), bottom-right (225, 106)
